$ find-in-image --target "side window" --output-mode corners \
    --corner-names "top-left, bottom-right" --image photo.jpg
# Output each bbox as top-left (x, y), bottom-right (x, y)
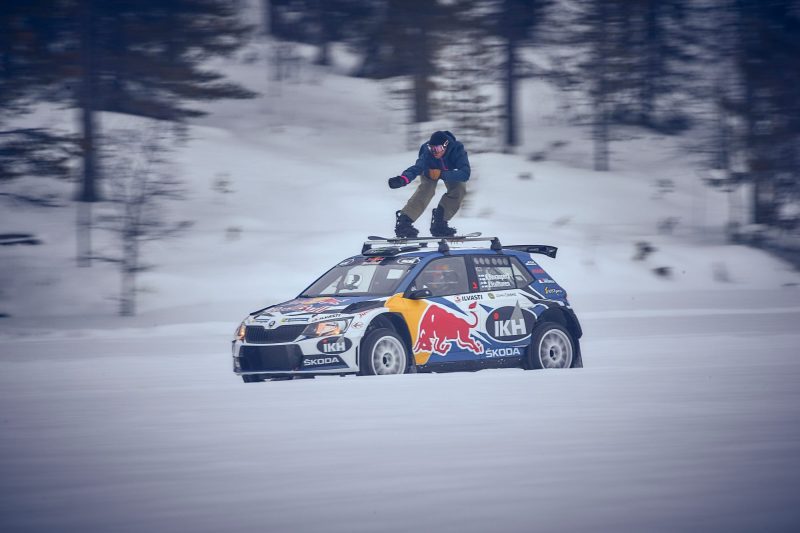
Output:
top-left (472, 255), bottom-right (516, 292)
top-left (410, 257), bottom-right (469, 297)
top-left (509, 257), bottom-right (535, 287)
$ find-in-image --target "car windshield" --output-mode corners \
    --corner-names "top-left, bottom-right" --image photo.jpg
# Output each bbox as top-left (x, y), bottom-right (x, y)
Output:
top-left (300, 258), bottom-right (415, 297)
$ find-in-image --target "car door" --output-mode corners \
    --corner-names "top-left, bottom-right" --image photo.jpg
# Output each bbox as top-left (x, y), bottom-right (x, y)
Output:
top-left (468, 254), bottom-right (538, 361)
top-left (406, 256), bottom-right (485, 364)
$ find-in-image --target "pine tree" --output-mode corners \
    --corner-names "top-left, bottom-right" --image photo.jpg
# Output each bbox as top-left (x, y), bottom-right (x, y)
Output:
top-left (434, 26), bottom-right (502, 152)
top-left (0, 1), bottom-right (75, 188)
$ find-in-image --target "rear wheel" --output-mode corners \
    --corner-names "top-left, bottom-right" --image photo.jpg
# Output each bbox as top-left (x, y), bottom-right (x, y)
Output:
top-left (527, 322), bottom-right (574, 369)
top-left (360, 328), bottom-right (409, 376)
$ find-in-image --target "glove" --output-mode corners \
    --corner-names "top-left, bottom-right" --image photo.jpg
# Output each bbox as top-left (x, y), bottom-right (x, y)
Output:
top-left (426, 169), bottom-right (441, 180)
top-left (388, 175), bottom-right (410, 189)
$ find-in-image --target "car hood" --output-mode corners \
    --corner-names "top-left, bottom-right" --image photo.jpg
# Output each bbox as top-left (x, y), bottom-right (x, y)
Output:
top-left (253, 295), bottom-right (384, 318)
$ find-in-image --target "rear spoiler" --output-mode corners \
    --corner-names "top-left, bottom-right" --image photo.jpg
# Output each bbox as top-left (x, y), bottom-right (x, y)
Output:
top-left (504, 245), bottom-right (558, 259)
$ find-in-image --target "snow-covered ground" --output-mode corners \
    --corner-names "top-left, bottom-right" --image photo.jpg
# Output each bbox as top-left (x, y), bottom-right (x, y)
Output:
top-left (1, 38), bottom-right (799, 532)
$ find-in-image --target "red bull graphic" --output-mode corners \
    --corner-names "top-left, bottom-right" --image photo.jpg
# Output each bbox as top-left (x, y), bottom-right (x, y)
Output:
top-left (413, 301), bottom-right (484, 356)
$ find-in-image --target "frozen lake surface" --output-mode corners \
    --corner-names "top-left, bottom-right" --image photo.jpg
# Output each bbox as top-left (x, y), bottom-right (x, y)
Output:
top-left (2, 290), bottom-right (799, 532)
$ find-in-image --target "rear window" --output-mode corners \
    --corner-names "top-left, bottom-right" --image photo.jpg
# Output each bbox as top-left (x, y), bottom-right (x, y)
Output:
top-left (472, 256), bottom-right (516, 291)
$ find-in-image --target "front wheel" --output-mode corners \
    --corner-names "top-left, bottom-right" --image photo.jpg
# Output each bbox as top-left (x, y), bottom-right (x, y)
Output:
top-left (360, 328), bottom-right (409, 376)
top-left (527, 322), bottom-right (575, 369)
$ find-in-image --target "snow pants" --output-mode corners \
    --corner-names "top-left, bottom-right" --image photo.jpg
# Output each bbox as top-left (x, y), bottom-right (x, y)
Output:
top-left (401, 176), bottom-right (467, 222)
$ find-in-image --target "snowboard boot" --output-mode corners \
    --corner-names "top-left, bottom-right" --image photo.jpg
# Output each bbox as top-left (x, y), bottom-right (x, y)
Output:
top-left (430, 207), bottom-right (457, 237)
top-left (395, 210), bottom-right (419, 238)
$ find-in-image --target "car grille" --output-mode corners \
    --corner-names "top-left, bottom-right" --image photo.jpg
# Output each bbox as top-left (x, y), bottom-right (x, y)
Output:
top-left (245, 325), bottom-right (305, 344)
top-left (238, 345), bottom-right (303, 372)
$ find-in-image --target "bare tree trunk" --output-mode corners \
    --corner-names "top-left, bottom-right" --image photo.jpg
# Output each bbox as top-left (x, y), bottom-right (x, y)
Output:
top-left (593, 100), bottom-right (610, 171)
top-left (76, 202), bottom-right (92, 267)
top-left (120, 234), bottom-right (137, 316)
top-left (504, 35), bottom-right (518, 150)
top-left (593, 1), bottom-right (610, 172)
top-left (76, 0), bottom-right (99, 266)
top-left (314, 0), bottom-right (332, 66)
top-left (79, 0), bottom-right (98, 202)
top-left (412, 74), bottom-right (430, 123)
top-left (641, 0), bottom-right (658, 124)
top-left (411, 26), bottom-right (432, 123)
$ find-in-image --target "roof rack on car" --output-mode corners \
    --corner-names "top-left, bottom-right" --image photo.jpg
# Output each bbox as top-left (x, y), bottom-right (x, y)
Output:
top-left (361, 245), bottom-right (425, 256)
top-left (363, 235), bottom-right (503, 255)
top-left (362, 236), bottom-right (559, 258)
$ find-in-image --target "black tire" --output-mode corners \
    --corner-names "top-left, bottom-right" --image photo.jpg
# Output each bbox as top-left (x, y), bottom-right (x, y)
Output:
top-left (241, 375), bottom-right (264, 383)
top-left (527, 322), bottom-right (575, 370)
top-left (359, 328), bottom-right (409, 376)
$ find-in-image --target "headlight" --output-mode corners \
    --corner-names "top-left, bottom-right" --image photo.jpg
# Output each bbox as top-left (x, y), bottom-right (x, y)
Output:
top-left (302, 318), bottom-right (352, 338)
top-left (234, 321), bottom-right (246, 342)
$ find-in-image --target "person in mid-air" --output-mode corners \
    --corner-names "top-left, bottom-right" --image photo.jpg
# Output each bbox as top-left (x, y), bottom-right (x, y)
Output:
top-left (388, 130), bottom-right (471, 238)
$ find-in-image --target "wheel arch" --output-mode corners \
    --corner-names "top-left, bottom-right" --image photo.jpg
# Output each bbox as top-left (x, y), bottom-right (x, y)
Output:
top-left (534, 307), bottom-right (583, 369)
top-left (365, 312), bottom-right (415, 369)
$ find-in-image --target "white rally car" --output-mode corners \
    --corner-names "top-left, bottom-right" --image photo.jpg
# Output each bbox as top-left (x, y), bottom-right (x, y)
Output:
top-left (232, 236), bottom-right (583, 382)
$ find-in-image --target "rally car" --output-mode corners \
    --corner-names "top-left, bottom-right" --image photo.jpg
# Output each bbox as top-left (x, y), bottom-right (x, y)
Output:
top-left (232, 235), bottom-right (583, 382)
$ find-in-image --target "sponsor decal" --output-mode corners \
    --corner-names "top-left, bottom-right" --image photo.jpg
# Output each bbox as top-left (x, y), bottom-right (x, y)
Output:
top-left (281, 317), bottom-right (309, 323)
top-left (543, 287), bottom-right (564, 297)
top-left (485, 347), bottom-right (522, 358)
top-left (477, 272), bottom-right (514, 290)
top-left (316, 336), bottom-right (353, 354)
top-left (364, 256), bottom-right (385, 264)
top-left (310, 313), bottom-right (347, 323)
top-left (487, 291), bottom-right (518, 299)
top-left (351, 322), bottom-right (366, 329)
top-left (302, 354), bottom-right (346, 367)
top-left (396, 257), bottom-right (420, 265)
top-left (414, 302), bottom-right (484, 356)
top-left (268, 320), bottom-right (277, 328)
top-left (338, 258), bottom-right (356, 266)
top-left (530, 268), bottom-right (545, 274)
top-left (454, 293), bottom-right (482, 303)
top-left (536, 278), bottom-right (557, 284)
top-left (484, 302), bottom-right (536, 342)
top-left (525, 260), bottom-right (538, 266)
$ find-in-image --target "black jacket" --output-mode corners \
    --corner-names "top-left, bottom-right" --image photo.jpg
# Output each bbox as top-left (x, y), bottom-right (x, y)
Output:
top-left (402, 131), bottom-right (471, 183)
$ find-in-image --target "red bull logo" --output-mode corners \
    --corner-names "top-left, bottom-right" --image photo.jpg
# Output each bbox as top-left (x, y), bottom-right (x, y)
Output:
top-left (413, 302), bottom-right (484, 356)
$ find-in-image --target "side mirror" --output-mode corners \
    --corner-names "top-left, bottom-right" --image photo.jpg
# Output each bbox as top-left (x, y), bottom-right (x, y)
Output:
top-left (407, 288), bottom-right (432, 300)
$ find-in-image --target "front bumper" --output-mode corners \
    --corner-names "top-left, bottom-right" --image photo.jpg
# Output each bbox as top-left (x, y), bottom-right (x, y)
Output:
top-left (232, 336), bottom-right (360, 376)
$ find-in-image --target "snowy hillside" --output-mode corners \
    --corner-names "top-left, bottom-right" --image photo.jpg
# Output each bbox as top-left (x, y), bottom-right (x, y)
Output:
top-left (0, 40), bottom-right (797, 322)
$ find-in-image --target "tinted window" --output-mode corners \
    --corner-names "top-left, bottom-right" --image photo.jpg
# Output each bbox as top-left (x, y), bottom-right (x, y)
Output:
top-left (410, 256), bottom-right (469, 297)
top-left (509, 257), bottom-right (535, 287)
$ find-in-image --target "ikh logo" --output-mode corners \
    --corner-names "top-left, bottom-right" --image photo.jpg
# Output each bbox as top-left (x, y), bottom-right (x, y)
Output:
top-left (317, 337), bottom-right (353, 354)
top-left (485, 302), bottom-right (536, 342)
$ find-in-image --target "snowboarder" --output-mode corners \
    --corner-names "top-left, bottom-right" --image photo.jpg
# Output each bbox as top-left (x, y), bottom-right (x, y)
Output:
top-left (388, 130), bottom-right (471, 238)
